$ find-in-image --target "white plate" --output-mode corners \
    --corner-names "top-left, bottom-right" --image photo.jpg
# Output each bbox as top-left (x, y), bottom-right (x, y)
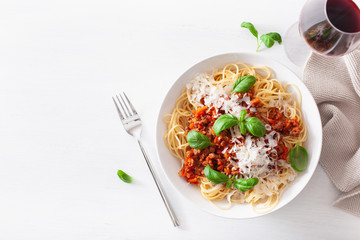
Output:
top-left (155, 53), bottom-right (322, 219)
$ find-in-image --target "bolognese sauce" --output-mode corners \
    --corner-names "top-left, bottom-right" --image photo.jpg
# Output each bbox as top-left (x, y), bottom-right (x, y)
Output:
top-left (179, 93), bottom-right (302, 184)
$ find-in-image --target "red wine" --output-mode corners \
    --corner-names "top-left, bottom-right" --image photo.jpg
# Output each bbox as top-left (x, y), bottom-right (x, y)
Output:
top-left (326, 0), bottom-right (360, 33)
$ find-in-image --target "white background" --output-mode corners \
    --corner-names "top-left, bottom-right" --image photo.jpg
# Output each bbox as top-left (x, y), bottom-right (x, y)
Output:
top-left (0, 0), bottom-right (359, 239)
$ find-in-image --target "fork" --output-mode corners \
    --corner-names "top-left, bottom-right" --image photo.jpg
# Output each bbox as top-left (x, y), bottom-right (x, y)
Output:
top-left (112, 92), bottom-right (180, 227)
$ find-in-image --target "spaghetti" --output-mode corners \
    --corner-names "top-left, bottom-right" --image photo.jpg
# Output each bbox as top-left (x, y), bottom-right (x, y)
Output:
top-left (164, 63), bottom-right (306, 212)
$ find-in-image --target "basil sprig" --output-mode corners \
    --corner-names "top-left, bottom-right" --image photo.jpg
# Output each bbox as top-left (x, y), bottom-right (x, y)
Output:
top-left (213, 114), bottom-right (239, 136)
top-left (187, 130), bottom-right (213, 149)
top-left (213, 109), bottom-right (266, 138)
top-left (117, 170), bottom-right (133, 183)
top-left (214, 78), bottom-right (265, 137)
top-left (233, 178), bottom-right (259, 192)
top-left (241, 21), bottom-right (282, 52)
top-left (204, 165), bottom-right (259, 191)
top-left (231, 75), bottom-right (256, 93)
top-left (289, 144), bottom-right (308, 172)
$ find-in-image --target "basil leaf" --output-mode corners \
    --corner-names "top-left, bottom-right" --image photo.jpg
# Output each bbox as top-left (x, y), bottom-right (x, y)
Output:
top-left (117, 170), bottom-right (133, 183)
top-left (239, 109), bottom-right (247, 122)
top-left (234, 178), bottom-right (259, 192)
top-left (186, 130), bottom-right (212, 149)
top-left (239, 121), bottom-right (247, 135)
top-left (231, 75), bottom-right (256, 93)
top-left (267, 32), bottom-right (282, 44)
top-left (290, 145), bottom-right (308, 172)
top-left (204, 165), bottom-right (229, 184)
top-left (232, 77), bottom-right (243, 93)
top-left (241, 21), bottom-right (258, 39)
top-left (213, 114), bottom-right (239, 136)
top-left (260, 34), bottom-right (275, 48)
top-left (244, 117), bottom-right (266, 137)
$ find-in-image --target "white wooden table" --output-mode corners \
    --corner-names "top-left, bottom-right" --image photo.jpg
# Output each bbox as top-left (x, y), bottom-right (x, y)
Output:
top-left (0, 0), bottom-right (359, 239)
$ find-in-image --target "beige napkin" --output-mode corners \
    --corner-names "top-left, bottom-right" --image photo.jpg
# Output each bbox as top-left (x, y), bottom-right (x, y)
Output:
top-left (303, 50), bottom-right (360, 216)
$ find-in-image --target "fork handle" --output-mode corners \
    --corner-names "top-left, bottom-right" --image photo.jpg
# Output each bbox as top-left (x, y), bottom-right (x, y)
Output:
top-left (137, 140), bottom-right (180, 227)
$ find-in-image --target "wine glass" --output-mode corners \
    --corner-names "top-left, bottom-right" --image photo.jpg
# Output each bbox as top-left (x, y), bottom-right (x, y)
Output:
top-left (284, 0), bottom-right (360, 66)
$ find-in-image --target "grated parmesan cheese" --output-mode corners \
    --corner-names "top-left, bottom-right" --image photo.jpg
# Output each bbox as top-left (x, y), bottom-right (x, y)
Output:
top-left (187, 74), bottom-right (255, 117)
top-left (229, 133), bottom-right (279, 176)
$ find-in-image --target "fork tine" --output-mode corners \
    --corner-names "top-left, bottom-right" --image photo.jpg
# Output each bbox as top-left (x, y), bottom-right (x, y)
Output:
top-left (112, 97), bottom-right (125, 120)
top-left (116, 95), bottom-right (129, 118)
top-left (123, 92), bottom-right (138, 115)
top-left (119, 93), bottom-right (133, 116)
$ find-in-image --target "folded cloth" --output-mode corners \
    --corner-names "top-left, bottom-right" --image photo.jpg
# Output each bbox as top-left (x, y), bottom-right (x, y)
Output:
top-left (303, 50), bottom-right (360, 216)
